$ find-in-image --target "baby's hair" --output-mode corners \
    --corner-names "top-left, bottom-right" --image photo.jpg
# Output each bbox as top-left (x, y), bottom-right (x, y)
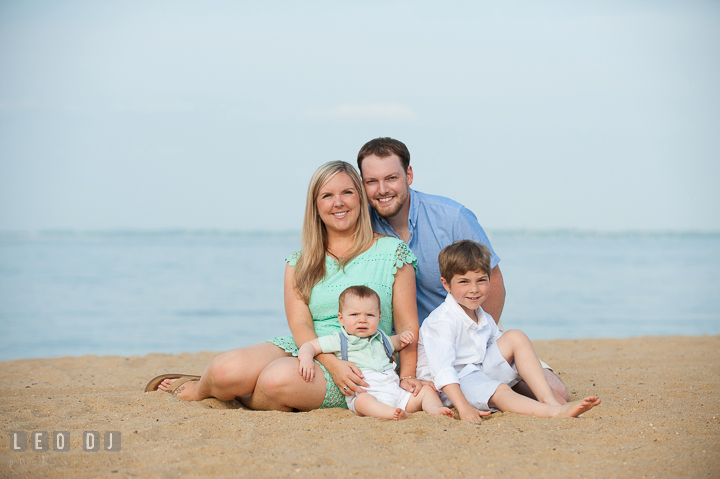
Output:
top-left (338, 285), bottom-right (381, 313)
top-left (438, 240), bottom-right (492, 282)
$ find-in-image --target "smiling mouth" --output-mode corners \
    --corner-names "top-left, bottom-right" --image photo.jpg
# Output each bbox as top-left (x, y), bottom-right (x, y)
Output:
top-left (377, 197), bottom-right (394, 204)
top-left (332, 211), bottom-right (348, 218)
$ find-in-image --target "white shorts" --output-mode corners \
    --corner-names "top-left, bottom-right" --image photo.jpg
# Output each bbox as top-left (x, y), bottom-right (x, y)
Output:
top-left (439, 341), bottom-right (520, 411)
top-left (346, 369), bottom-right (412, 414)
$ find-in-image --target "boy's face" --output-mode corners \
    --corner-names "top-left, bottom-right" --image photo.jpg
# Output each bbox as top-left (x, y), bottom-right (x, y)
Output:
top-left (441, 269), bottom-right (490, 320)
top-left (338, 295), bottom-right (381, 337)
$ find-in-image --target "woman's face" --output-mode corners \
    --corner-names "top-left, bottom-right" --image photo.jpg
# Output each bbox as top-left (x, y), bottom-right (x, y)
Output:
top-left (316, 172), bottom-right (361, 236)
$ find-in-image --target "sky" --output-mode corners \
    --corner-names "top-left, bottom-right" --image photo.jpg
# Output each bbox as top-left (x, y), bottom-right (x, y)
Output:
top-left (1, 0), bottom-right (719, 233)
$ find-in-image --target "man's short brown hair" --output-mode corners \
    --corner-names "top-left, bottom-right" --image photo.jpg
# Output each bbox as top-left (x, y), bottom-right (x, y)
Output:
top-left (438, 240), bottom-right (492, 282)
top-left (338, 285), bottom-right (381, 313)
top-left (357, 137), bottom-right (410, 173)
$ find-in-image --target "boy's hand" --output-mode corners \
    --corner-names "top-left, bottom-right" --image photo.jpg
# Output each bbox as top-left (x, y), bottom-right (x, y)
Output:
top-left (457, 404), bottom-right (491, 424)
top-left (399, 331), bottom-right (414, 348)
top-left (298, 355), bottom-right (315, 382)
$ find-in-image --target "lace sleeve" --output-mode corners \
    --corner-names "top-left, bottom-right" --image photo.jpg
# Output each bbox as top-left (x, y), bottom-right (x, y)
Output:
top-left (286, 249), bottom-right (302, 266)
top-left (392, 241), bottom-right (418, 275)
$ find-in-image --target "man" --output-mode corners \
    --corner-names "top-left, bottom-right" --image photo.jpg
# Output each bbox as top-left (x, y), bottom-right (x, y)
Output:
top-left (357, 137), bottom-right (568, 402)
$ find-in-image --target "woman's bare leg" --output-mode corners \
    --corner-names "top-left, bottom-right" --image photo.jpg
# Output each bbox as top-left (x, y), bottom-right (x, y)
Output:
top-left (242, 356), bottom-right (329, 411)
top-left (157, 342), bottom-right (289, 402)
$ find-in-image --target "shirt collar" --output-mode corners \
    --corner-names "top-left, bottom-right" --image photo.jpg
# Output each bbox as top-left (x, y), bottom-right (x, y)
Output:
top-left (443, 293), bottom-right (488, 329)
top-left (407, 188), bottom-right (418, 229)
top-left (368, 187), bottom-right (418, 233)
top-left (340, 325), bottom-right (381, 343)
top-left (370, 206), bottom-right (389, 227)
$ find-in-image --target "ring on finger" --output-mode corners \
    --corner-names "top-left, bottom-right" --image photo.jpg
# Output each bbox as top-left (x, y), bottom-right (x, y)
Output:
top-left (342, 386), bottom-right (349, 391)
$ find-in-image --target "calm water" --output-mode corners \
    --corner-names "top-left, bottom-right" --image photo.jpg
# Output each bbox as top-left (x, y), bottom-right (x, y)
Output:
top-left (0, 231), bottom-right (718, 360)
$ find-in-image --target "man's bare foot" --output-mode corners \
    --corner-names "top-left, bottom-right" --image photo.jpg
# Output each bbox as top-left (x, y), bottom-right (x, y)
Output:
top-left (427, 406), bottom-right (455, 419)
top-left (556, 396), bottom-right (601, 417)
top-left (157, 378), bottom-right (198, 401)
top-left (392, 408), bottom-right (410, 421)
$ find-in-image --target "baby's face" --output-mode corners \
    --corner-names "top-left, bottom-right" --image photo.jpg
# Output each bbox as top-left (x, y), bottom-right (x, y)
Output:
top-left (338, 295), bottom-right (381, 338)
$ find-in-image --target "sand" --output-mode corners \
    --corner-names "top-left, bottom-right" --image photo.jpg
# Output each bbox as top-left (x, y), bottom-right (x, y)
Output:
top-left (1, 335), bottom-right (719, 478)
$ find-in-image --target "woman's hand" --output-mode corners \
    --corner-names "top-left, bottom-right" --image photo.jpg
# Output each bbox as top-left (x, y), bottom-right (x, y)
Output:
top-left (322, 356), bottom-right (369, 395)
top-left (399, 377), bottom-right (424, 396)
top-left (420, 380), bottom-right (438, 392)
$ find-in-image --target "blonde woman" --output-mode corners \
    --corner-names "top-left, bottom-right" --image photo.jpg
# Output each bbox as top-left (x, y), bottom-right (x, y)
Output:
top-left (145, 161), bottom-right (423, 411)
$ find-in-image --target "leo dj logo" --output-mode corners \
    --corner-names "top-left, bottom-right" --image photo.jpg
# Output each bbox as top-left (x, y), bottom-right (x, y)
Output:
top-left (11, 431), bottom-right (121, 452)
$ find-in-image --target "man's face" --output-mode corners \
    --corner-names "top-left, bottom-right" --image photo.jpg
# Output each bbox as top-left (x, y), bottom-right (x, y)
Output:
top-left (360, 154), bottom-right (413, 219)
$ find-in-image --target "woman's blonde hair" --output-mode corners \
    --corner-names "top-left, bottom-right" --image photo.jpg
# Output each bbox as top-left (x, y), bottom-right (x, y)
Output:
top-left (294, 161), bottom-right (375, 303)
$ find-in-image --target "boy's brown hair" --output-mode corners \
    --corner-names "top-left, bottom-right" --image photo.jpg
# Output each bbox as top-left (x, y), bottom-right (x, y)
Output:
top-left (438, 240), bottom-right (492, 282)
top-left (338, 285), bottom-right (381, 313)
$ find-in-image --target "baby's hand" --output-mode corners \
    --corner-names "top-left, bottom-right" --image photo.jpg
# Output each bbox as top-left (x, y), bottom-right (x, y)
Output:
top-left (400, 331), bottom-right (414, 347)
top-left (298, 357), bottom-right (315, 382)
top-left (457, 405), bottom-right (491, 424)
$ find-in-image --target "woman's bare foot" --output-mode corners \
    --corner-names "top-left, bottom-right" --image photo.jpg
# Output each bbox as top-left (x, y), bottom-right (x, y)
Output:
top-left (427, 406), bottom-right (455, 419)
top-left (392, 408), bottom-right (410, 421)
top-left (556, 396), bottom-right (601, 417)
top-left (157, 378), bottom-right (199, 401)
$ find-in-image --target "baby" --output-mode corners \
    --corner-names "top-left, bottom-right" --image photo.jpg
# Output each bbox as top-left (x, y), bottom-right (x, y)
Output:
top-left (417, 240), bottom-right (601, 423)
top-left (298, 285), bottom-right (454, 420)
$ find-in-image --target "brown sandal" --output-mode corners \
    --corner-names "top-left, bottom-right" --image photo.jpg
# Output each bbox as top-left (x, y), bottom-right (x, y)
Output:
top-left (144, 374), bottom-right (201, 393)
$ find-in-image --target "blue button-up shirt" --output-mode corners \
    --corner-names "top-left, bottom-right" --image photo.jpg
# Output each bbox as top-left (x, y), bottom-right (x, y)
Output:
top-left (370, 188), bottom-right (500, 324)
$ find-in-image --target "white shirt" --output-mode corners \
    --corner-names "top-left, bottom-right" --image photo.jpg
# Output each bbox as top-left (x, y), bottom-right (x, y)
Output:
top-left (416, 293), bottom-right (502, 390)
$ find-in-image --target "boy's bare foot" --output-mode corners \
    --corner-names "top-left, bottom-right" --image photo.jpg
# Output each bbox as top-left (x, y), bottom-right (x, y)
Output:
top-left (427, 406), bottom-right (455, 419)
top-left (557, 396), bottom-right (601, 417)
top-left (392, 408), bottom-right (409, 421)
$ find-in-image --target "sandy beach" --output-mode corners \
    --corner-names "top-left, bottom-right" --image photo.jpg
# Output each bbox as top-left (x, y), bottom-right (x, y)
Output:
top-left (1, 335), bottom-right (718, 478)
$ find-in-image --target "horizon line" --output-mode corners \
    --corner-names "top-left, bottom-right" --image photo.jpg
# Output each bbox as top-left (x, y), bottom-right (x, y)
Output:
top-left (1, 228), bottom-right (719, 238)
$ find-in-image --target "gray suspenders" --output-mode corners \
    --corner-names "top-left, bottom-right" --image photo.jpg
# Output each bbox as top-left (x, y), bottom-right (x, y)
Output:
top-left (339, 330), bottom-right (394, 362)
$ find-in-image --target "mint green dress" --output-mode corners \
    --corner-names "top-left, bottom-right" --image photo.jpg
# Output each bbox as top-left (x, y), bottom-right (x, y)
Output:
top-left (268, 236), bottom-right (417, 409)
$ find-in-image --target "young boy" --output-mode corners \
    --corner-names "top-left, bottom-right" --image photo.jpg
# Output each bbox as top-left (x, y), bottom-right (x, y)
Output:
top-left (298, 285), bottom-right (454, 421)
top-left (416, 240), bottom-right (601, 423)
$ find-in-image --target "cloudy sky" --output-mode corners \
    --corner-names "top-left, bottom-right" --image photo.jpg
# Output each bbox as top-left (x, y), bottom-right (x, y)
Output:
top-left (1, 0), bottom-right (719, 232)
